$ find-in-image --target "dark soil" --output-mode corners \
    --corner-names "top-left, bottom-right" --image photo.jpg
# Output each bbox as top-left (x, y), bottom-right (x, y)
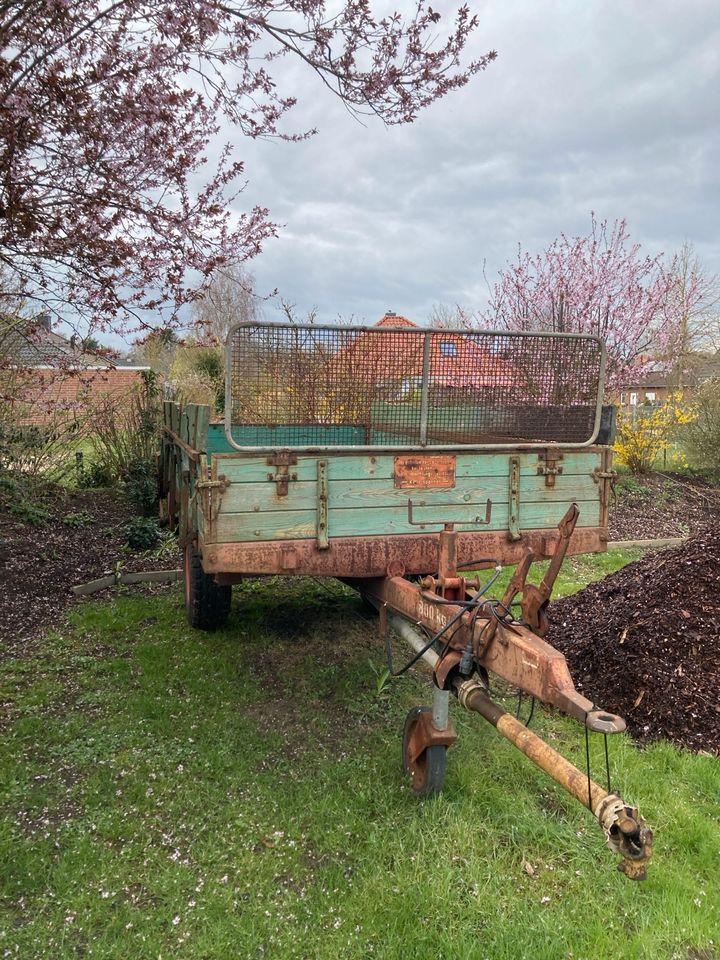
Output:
top-left (0, 483), bottom-right (181, 660)
top-left (608, 472), bottom-right (720, 541)
top-left (548, 527), bottom-right (720, 754)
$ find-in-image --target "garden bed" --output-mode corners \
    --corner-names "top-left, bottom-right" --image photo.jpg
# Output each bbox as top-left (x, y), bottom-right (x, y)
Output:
top-left (0, 482), bottom-right (180, 661)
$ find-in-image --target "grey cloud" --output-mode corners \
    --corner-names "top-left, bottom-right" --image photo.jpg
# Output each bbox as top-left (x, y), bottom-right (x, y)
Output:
top-left (229, 0), bottom-right (719, 325)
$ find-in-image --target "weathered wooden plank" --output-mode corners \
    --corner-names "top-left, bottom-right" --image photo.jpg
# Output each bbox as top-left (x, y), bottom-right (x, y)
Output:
top-left (219, 474), bottom-right (600, 514)
top-left (213, 450), bottom-right (603, 484)
top-left (184, 404), bottom-right (199, 449)
top-left (214, 499), bottom-right (601, 542)
top-left (169, 402), bottom-right (181, 434)
top-left (192, 404), bottom-right (211, 453)
top-left (163, 400), bottom-right (176, 429)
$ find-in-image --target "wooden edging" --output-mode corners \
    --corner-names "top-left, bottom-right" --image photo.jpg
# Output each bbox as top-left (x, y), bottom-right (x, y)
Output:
top-left (72, 569), bottom-right (183, 597)
top-left (607, 537), bottom-right (685, 551)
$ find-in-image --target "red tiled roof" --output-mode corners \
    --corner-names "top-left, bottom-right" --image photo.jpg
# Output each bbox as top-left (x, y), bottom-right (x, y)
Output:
top-left (329, 314), bottom-right (515, 387)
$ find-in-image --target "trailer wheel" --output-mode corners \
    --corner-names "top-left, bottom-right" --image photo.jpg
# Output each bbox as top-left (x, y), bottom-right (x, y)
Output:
top-left (402, 706), bottom-right (447, 797)
top-left (184, 543), bottom-right (232, 631)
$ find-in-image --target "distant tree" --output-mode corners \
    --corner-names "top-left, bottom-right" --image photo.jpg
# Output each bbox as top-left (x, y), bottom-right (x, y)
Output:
top-left (0, 1), bottom-right (495, 336)
top-left (483, 217), bottom-right (673, 390)
top-left (130, 328), bottom-right (180, 377)
top-left (657, 242), bottom-right (720, 392)
top-left (427, 303), bottom-right (474, 329)
top-left (683, 379), bottom-right (720, 478)
top-left (169, 340), bottom-right (224, 412)
top-left (191, 265), bottom-right (261, 345)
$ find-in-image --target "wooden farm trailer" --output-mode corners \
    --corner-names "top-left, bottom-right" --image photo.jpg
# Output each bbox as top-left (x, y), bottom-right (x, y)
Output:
top-left (160, 322), bottom-right (652, 879)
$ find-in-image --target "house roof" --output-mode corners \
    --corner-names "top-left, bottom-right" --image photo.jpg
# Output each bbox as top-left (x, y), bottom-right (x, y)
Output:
top-left (331, 313), bottom-right (515, 388)
top-left (622, 354), bottom-right (720, 390)
top-left (3, 319), bottom-right (148, 370)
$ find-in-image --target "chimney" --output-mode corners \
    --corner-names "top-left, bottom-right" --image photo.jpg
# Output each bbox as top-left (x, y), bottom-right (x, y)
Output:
top-left (35, 311), bottom-right (52, 334)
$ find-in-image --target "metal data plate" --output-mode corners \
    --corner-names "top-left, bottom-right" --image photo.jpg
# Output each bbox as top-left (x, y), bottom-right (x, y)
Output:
top-left (394, 455), bottom-right (456, 489)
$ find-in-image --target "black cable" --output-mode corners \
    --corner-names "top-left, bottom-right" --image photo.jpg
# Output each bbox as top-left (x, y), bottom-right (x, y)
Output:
top-left (604, 733), bottom-right (612, 793)
top-left (383, 600), bottom-right (470, 678)
top-left (455, 558), bottom-right (500, 570)
top-left (515, 689), bottom-right (536, 727)
top-left (383, 561), bottom-right (517, 679)
top-left (584, 719), bottom-right (592, 810)
top-left (525, 697), bottom-right (536, 728)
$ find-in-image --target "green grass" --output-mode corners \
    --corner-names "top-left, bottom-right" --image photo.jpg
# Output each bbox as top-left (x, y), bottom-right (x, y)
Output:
top-left (475, 547), bottom-right (646, 602)
top-left (1, 570), bottom-right (718, 960)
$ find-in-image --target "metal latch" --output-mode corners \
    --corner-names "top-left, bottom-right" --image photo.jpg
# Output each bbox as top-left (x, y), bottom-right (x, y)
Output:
top-left (196, 475), bottom-right (230, 526)
top-left (537, 450), bottom-right (564, 487)
top-left (267, 453), bottom-right (298, 497)
top-left (196, 477), bottom-right (230, 493)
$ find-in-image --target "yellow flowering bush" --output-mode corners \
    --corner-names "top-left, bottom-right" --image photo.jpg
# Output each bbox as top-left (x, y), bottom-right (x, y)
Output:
top-left (614, 396), bottom-right (696, 474)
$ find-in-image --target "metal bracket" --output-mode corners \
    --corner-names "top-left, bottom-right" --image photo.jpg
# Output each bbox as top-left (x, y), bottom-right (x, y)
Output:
top-left (537, 450), bottom-right (564, 487)
top-left (508, 455), bottom-right (521, 541)
top-left (592, 467), bottom-right (618, 483)
top-left (196, 476), bottom-right (230, 493)
top-left (406, 498), bottom-right (492, 529)
top-left (196, 475), bottom-right (230, 529)
top-left (267, 452), bottom-right (298, 497)
top-left (316, 459), bottom-right (329, 549)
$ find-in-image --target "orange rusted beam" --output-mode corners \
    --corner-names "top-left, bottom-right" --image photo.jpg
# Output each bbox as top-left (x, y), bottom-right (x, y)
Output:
top-left (200, 527), bottom-right (606, 576)
top-left (454, 679), bottom-right (653, 879)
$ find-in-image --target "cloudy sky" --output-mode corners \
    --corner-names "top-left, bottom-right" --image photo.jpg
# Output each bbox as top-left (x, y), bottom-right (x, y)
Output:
top-left (229, 0), bottom-right (719, 328)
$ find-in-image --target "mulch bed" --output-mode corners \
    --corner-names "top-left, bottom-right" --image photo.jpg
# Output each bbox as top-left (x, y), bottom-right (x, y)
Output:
top-left (0, 484), bottom-right (181, 661)
top-left (548, 527), bottom-right (720, 754)
top-left (608, 472), bottom-right (720, 541)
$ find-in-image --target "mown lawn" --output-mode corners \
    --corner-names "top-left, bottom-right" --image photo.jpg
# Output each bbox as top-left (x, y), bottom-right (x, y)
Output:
top-left (1, 565), bottom-right (718, 959)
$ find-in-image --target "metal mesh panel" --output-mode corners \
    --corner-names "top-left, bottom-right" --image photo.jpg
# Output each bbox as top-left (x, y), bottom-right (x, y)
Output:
top-left (227, 324), bottom-right (604, 449)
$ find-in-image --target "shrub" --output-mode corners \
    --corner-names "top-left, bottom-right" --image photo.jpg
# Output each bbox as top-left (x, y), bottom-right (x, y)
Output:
top-left (169, 342), bottom-right (224, 412)
top-left (614, 397), bottom-right (696, 474)
top-left (0, 413), bottom-right (89, 481)
top-left (7, 499), bottom-right (51, 525)
top-left (89, 370), bottom-right (162, 482)
top-left (124, 516), bottom-right (160, 550)
top-left (62, 511), bottom-right (95, 527)
top-left (126, 456), bottom-right (158, 516)
top-left (76, 459), bottom-right (114, 488)
top-left (683, 380), bottom-right (720, 478)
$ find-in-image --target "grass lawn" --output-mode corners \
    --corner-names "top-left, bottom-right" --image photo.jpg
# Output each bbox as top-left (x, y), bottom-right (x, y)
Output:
top-left (1, 559), bottom-right (718, 959)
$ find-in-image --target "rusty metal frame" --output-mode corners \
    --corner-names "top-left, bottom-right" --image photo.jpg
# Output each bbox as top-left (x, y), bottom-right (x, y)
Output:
top-left (355, 572), bottom-right (623, 733)
top-left (223, 321), bottom-right (607, 454)
top-left (199, 526), bottom-right (606, 577)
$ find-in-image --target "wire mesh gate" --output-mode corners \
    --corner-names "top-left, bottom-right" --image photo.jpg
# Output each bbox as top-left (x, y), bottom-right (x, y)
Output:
top-left (224, 323), bottom-right (606, 452)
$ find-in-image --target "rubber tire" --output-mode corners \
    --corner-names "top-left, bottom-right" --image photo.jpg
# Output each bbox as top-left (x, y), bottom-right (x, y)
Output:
top-left (184, 542), bottom-right (232, 631)
top-left (402, 705), bottom-right (447, 798)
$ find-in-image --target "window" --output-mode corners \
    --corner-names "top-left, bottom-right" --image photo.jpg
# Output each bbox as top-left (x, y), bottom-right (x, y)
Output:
top-left (630, 392), bottom-right (638, 406)
top-left (439, 341), bottom-right (457, 358)
top-left (645, 391), bottom-right (656, 403)
top-left (620, 392), bottom-right (626, 405)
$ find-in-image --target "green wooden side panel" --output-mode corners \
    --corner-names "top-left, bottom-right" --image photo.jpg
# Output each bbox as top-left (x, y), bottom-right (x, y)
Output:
top-left (209, 449), bottom-right (604, 543)
top-left (214, 500), bottom-right (601, 543)
top-left (214, 450), bottom-right (602, 483)
top-left (220, 474), bottom-right (599, 514)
